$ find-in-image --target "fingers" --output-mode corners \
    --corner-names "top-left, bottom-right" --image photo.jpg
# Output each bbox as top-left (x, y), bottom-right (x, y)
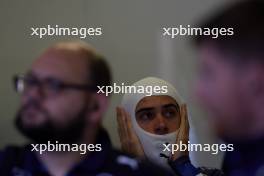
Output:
top-left (116, 106), bottom-right (129, 151)
top-left (176, 104), bottom-right (185, 143)
top-left (116, 107), bottom-right (124, 147)
top-left (116, 107), bottom-right (122, 135)
top-left (116, 106), bottom-right (145, 157)
top-left (179, 104), bottom-right (189, 156)
top-left (124, 110), bottom-right (134, 139)
top-left (173, 104), bottom-right (190, 160)
top-left (116, 107), bottom-right (124, 138)
top-left (180, 104), bottom-right (190, 143)
top-left (123, 109), bottom-right (145, 157)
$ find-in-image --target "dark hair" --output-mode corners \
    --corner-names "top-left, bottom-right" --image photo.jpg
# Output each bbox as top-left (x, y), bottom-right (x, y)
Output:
top-left (194, 0), bottom-right (264, 64)
top-left (89, 53), bottom-right (112, 91)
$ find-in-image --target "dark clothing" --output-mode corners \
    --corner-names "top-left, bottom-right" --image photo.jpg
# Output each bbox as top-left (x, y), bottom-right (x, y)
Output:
top-left (223, 137), bottom-right (264, 176)
top-left (169, 156), bottom-right (200, 175)
top-left (0, 128), bottom-right (170, 176)
top-left (169, 156), bottom-right (224, 176)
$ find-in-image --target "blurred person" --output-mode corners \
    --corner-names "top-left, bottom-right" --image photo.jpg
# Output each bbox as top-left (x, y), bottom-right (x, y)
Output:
top-left (194, 1), bottom-right (264, 175)
top-left (117, 77), bottom-right (224, 176)
top-left (0, 41), bottom-right (169, 176)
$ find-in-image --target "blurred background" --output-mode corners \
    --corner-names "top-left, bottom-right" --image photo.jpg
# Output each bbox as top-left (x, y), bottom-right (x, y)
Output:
top-left (0, 0), bottom-right (236, 169)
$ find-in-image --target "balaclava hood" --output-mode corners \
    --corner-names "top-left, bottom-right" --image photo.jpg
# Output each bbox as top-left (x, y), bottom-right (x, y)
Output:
top-left (122, 77), bottom-right (184, 170)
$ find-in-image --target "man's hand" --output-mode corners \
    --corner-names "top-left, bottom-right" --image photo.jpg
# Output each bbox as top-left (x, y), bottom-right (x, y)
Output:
top-left (171, 104), bottom-right (190, 161)
top-left (116, 106), bottom-right (145, 158)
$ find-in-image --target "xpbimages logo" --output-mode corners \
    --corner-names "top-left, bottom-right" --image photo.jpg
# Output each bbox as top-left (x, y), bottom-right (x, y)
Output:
top-left (31, 141), bottom-right (102, 154)
top-left (30, 25), bottom-right (102, 39)
top-left (162, 25), bottom-right (234, 39)
top-left (162, 141), bottom-right (234, 155)
top-left (97, 83), bottom-right (168, 96)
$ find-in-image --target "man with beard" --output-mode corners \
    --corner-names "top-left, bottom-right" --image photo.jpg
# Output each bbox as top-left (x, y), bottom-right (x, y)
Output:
top-left (193, 1), bottom-right (264, 175)
top-left (0, 41), bottom-right (170, 176)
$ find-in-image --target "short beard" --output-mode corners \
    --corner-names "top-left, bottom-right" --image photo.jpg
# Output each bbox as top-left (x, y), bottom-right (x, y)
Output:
top-left (15, 101), bottom-right (86, 144)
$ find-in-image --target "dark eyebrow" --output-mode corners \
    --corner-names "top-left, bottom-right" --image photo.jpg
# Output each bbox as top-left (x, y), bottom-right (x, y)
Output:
top-left (25, 71), bottom-right (44, 80)
top-left (136, 107), bottom-right (155, 116)
top-left (135, 103), bottom-right (179, 116)
top-left (162, 103), bottom-right (179, 111)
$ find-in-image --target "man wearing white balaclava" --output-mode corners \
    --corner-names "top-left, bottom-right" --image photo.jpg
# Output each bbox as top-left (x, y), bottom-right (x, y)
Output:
top-left (117, 77), bottom-right (224, 176)
top-left (121, 77), bottom-right (183, 169)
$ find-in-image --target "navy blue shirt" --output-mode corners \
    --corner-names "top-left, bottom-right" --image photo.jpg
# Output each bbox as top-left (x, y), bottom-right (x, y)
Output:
top-left (0, 129), bottom-right (170, 176)
top-left (223, 137), bottom-right (264, 176)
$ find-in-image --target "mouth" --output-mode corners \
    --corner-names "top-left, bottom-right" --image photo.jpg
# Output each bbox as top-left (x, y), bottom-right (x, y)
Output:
top-left (22, 106), bottom-right (41, 117)
top-left (19, 106), bottom-right (46, 127)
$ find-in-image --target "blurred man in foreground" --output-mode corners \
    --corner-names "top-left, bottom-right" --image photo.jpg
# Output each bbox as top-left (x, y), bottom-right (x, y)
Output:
top-left (0, 41), bottom-right (169, 176)
top-left (194, 1), bottom-right (264, 175)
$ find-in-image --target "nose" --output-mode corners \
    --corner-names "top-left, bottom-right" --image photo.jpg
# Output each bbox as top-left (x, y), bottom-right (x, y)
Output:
top-left (154, 114), bottom-right (169, 135)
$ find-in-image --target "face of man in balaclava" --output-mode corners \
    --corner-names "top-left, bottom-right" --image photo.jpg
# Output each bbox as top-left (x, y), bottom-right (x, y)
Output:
top-left (122, 77), bottom-right (184, 171)
top-left (15, 47), bottom-right (93, 144)
top-left (135, 95), bottom-right (180, 135)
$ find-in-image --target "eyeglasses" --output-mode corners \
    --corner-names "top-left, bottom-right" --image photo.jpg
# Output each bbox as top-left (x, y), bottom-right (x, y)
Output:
top-left (13, 74), bottom-right (97, 97)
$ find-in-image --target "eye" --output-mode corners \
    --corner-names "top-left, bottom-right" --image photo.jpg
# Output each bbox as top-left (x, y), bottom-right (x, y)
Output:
top-left (23, 76), bottom-right (40, 89)
top-left (138, 111), bottom-right (155, 122)
top-left (44, 79), bottom-right (65, 93)
top-left (163, 109), bottom-right (177, 119)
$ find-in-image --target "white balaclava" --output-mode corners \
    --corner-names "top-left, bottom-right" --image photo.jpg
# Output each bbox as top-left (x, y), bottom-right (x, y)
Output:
top-left (121, 77), bottom-right (184, 170)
